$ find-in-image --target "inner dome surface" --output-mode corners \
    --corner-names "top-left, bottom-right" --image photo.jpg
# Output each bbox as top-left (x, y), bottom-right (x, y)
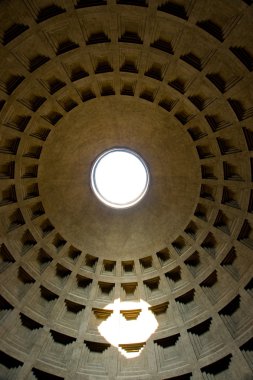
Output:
top-left (39, 97), bottom-right (200, 259)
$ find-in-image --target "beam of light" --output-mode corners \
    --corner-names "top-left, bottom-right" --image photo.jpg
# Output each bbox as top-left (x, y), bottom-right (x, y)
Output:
top-left (91, 149), bottom-right (149, 209)
top-left (97, 299), bottom-right (158, 358)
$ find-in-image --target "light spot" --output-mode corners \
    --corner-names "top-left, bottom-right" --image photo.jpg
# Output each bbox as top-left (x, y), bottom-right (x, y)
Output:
top-left (97, 299), bottom-right (158, 358)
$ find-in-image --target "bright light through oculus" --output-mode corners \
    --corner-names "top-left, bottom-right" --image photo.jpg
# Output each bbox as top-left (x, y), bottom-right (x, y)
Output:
top-left (97, 299), bottom-right (158, 358)
top-left (91, 148), bottom-right (149, 208)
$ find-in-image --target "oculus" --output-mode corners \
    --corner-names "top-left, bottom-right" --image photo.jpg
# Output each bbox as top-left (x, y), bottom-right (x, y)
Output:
top-left (91, 148), bottom-right (149, 209)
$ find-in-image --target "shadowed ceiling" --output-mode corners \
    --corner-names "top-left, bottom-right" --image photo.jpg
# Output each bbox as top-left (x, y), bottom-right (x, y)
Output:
top-left (0, 0), bottom-right (253, 379)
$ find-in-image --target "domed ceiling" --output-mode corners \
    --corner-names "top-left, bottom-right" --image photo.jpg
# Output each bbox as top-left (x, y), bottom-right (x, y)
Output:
top-left (0, 0), bottom-right (253, 379)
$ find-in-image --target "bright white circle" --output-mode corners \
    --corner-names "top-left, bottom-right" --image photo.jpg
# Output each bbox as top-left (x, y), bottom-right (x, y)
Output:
top-left (91, 148), bottom-right (149, 208)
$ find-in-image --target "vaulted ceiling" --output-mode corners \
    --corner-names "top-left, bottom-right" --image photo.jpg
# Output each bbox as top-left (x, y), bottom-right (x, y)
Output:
top-left (0, 0), bottom-right (253, 379)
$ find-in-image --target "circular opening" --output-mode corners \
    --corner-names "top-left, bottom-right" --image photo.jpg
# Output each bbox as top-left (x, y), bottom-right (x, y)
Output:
top-left (91, 148), bottom-right (149, 209)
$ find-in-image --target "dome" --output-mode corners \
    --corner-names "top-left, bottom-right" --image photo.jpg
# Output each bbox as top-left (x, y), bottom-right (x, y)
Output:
top-left (0, 0), bottom-right (253, 379)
